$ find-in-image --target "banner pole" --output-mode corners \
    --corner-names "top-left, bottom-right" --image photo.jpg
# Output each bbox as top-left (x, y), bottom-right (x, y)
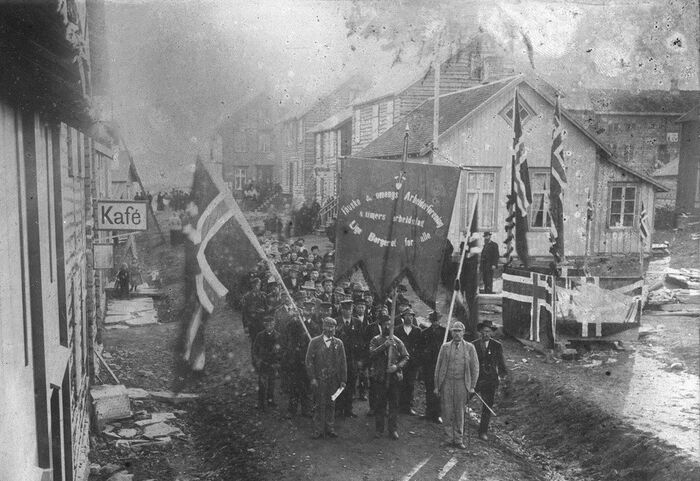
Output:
top-left (443, 242), bottom-right (468, 345)
top-left (267, 258), bottom-right (312, 341)
top-left (386, 289), bottom-right (398, 387)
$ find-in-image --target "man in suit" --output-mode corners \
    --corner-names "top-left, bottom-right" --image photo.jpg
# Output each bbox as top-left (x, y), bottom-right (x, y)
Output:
top-left (472, 320), bottom-right (508, 441)
top-left (253, 315), bottom-right (281, 411)
top-left (369, 314), bottom-right (409, 440)
top-left (354, 298), bottom-right (371, 402)
top-left (480, 231), bottom-right (500, 294)
top-left (395, 308), bottom-right (422, 415)
top-left (335, 299), bottom-right (362, 417)
top-left (434, 321), bottom-right (479, 449)
top-left (305, 317), bottom-right (347, 439)
top-left (419, 311), bottom-right (446, 423)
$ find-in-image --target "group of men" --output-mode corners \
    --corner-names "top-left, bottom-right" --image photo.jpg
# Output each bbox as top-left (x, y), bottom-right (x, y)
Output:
top-left (239, 237), bottom-right (507, 446)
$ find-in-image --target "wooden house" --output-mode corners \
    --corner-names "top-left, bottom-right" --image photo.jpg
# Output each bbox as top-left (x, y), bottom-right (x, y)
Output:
top-left (351, 33), bottom-right (515, 153)
top-left (274, 76), bottom-right (368, 205)
top-left (0, 1), bottom-right (111, 480)
top-left (676, 106), bottom-right (700, 216)
top-left (308, 108), bottom-right (352, 205)
top-left (356, 75), bottom-right (668, 262)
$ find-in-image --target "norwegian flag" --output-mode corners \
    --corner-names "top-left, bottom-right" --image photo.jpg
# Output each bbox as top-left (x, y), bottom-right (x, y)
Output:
top-left (549, 95), bottom-right (567, 263)
top-left (639, 201), bottom-right (650, 246)
top-left (505, 89), bottom-right (532, 268)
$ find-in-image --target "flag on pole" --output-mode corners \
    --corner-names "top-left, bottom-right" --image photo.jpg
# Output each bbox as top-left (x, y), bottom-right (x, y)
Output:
top-left (639, 201), bottom-right (650, 245)
top-left (549, 95), bottom-right (567, 263)
top-left (178, 159), bottom-right (270, 376)
top-left (505, 89), bottom-right (532, 268)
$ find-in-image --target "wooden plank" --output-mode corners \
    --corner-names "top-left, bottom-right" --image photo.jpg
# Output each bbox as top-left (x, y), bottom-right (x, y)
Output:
top-left (95, 350), bottom-right (119, 384)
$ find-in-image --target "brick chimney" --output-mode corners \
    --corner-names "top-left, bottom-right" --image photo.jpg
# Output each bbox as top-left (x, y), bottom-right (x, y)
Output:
top-left (670, 78), bottom-right (680, 95)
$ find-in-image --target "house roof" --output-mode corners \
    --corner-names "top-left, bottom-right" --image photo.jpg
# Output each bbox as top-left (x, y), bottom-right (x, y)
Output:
top-left (652, 159), bottom-right (679, 177)
top-left (356, 77), bottom-right (519, 158)
top-left (309, 107), bottom-right (353, 134)
top-left (357, 76), bottom-right (668, 192)
top-left (352, 62), bottom-right (432, 106)
top-left (563, 88), bottom-right (700, 114)
top-left (280, 75), bottom-right (369, 122)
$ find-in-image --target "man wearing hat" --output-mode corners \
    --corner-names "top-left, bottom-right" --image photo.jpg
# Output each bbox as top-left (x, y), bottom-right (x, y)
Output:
top-left (395, 307), bottom-right (422, 415)
top-left (301, 299), bottom-right (321, 337)
top-left (242, 278), bottom-right (267, 348)
top-left (283, 265), bottom-right (301, 292)
top-left (317, 276), bottom-right (334, 302)
top-left (335, 299), bottom-right (363, 417)
top-left (282, 306), bottom-right (313, 419)
top-left (316, 301), bottom-right (333, 324)
top-left (419, 311), bottom-right (446, 423)
top-left (253, 315), bottom-right (282, 411)
top-left (434, 321), bottom-right (479, 449)
top-left (480, 231), bottom-right (500, 294)
top-left (305, 317), bottom-right (347, 439)
top-left (369, 314), bottom-right (410, 439)
top-left (472, 320), bottom-right (507, 441)
top-left (353, 298), bottom-right (371, 403)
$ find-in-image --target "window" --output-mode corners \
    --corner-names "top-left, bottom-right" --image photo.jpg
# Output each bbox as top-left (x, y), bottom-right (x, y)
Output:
top-left (465, 170), bottom-right (497, 230)
top-left (337, 129), bottom-right (343, 157)
top-left (371, 104), bottom-right (379, 138)
top-left (353, 109), bottom-right (361, 144)
top-left (258, 132), bottom-right (271, 153)
top-left (234, 167), bottom-right (247, 190)
top-left (315, 133), bottom-right (322, 164)
top-left (608, 184), bottom-right (637, 228)
top-left (529, 171), bottom-right (551, 229)
top-left (233, 131), bottom-right (246, 152)
top-left (499, 97), bottom-right (535, 126)
top-left (297, 119), bottom-right (304, 144)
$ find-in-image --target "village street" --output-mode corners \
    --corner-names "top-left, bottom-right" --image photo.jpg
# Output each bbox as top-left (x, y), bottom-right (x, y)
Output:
top-left (87, 214), bottom-right (700, 481)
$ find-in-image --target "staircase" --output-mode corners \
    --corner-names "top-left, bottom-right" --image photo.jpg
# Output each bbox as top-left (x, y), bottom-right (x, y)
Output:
top-left (316, 197), bottom-right (338, 235)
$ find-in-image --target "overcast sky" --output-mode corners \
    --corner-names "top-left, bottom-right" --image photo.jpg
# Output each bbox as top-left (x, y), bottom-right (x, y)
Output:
top-left (103, 0), bottom-right (699, 189)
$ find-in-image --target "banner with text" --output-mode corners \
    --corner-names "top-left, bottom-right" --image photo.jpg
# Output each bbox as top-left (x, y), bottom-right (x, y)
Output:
top-left (335, 157), bottom-right (460, 304)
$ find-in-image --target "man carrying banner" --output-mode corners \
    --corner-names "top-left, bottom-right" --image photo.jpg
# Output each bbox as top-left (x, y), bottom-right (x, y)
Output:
top-left (472, 320), bottom-right (508, 441)
top-left (305, 317), bottom-right (347, 439)
top-left (434, 321), bottom-right (479, 449)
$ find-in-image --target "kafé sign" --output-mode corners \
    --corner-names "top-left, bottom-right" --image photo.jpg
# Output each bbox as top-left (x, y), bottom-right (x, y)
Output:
top-left (335, 157), bottom-right (460, 303)
top-left (95, 200), bottom-right (148, 231)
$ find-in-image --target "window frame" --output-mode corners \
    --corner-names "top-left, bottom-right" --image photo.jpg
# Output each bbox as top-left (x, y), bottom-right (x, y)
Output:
top-left (499, 96), bottom-right (535, 127)
top-left (463, 168), bottom-right (500, 232)
top-left (607, 183), bottom-right (638, 230)
top-left (528, 169), bottom-right (552, 230)
top-left (234, 167), bottom-right (248, 190)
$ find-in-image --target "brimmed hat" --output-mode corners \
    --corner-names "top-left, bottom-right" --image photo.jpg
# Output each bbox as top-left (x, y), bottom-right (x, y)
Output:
top-left (353, 297), bottom-right (367, 305)
top-left (322, 317), bottom-right (336, 327)
top-left (377, 314), bottom-right (392, 324)
top-left (303, 300), bottom-right (316, 308)
top-left (319, 301), bottom-right (333, 309)
top-left (322, 277), bottom-right (334, 285)
top-left (483, 231), bottom-right (492, 236)
top-left (428, 311), bottom-right (441, 323)
top-left (302, 281), bottom-right (316, 291)
top-left (334, 286), bottom-right (345, 295)
top-left (450, 321), bottom-right (466, 331)
top-left (477, 320), bottom-right (497, 331)
top-left (340, 299), bottom-right (353, 308)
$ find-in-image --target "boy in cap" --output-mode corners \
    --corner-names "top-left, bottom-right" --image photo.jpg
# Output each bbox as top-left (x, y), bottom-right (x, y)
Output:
top-left (433, 321), bottom-right (479, 449)
top-left (472, 320), bottom-right (507, 441)
top-left (305, 317), bottom-right (347, 439)
top-left (253, 315), bottom-right (281, 411)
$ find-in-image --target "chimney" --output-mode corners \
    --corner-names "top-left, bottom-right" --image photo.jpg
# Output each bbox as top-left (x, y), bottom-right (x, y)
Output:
top-left (670, 78), bottom-right (680, 95)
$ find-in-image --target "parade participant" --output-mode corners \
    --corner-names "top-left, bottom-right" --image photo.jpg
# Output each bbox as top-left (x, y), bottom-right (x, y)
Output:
top-left (472, 320), bottom-right (507, 441)
top-left (283, 308), bottom-right (312, 419)
top-left (253, 315), bottom-right (281, 411)
top-left (308, 267), bottom-right (320, 284)
top-left (301, 281), bottom-right (317, 300)
top-left (354, 298), bottom-right (371, 402)
top-left (309, 245), bottom-right (320, 263)
top-left (301, 300), bottom-right (321, 337)
top-left (369, 314), bottom-right (409, 440)
top-left (394, 308), bottom-right (422, 415)
top-left (420, 311), bottom-right (446, 423)
top-left (335, 299), bottom-right (362, 417)
top-left (265, 289), bottom-right (284, 317)
top-left (305, 317), bottom-right (347, 439)
top-left (283, 265), bottom-right (301, 292)
top-left (317, 301), bottom-right (333, 324)
top-left (115, 263), bottom-right (131, 298)
top-left (275, 291), bottom-right (303, 335)
top-left (434, 321), bottom-right (479, 449)
top-left (242, 278), bottom-right (267, 347)
top-left (480, 232), bottom-right (500, 294)
top-left (318, 277), bottom-right (334, 303)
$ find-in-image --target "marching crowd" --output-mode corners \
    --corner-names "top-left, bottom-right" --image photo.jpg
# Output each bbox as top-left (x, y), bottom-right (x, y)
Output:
top-left (239, 237), bottom-right (508, 448)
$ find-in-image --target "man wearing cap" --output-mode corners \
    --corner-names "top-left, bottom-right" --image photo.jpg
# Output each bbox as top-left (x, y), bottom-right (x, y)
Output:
top-left (480, 231), bottom-right (500, 294)
top-left (283, 307), bottom-right (313, 419)
top-left (242, 278), bottom-right (267, 348)
top-left (353, 298), bottom-right (371, 403)
top-left (316, 301), bottom-right (333, 324)
top-left (434, 321), bottom-right (479, 449)
top-left (253, 315), bottom-right (282, 411)
top-left (369, 314), bottom-right (409, 440)
top-left (305, 317), bottom-right (347, 439)
top-left (472, 320), bottom-right (507, 441)
top-left (335, 299), bottom-right (362, 417)
top-left (419, 311), bottom-right (446, 423)
top-left (395, 307), bottom-right (422, 415)
top-left (301, 299), bottom-right (321, 337)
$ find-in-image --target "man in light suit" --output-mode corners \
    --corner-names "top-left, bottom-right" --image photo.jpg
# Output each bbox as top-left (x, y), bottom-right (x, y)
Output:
top-left (305, 317), bottom-right (347, 439)
top-left (433, 321), bottom-right (479, 449)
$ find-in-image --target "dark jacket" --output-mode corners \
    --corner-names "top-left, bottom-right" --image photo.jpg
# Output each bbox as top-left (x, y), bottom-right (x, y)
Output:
top-left (305, 335), bottom-right (347, 388)
top-left (472, 338), bottom-right (507, 384)
top-left (481, 240), bottom-right (500, 268)
top-left (336, 315), bottom-right (364, 371)
top-left (394, 324), bottom-right (423, 370)
top-left (253, 329), bottom-right (281, 374)
top-left (368, 334), bottom-right (409, 382)
top-left (419, 324), bottom-right (447, 368)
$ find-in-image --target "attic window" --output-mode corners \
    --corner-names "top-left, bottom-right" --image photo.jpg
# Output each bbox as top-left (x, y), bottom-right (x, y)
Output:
top-left (499, 98), bottom-right (535, 126)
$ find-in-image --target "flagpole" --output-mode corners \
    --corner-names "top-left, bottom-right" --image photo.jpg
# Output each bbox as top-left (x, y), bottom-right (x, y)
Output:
top-left (387, 289), bottom-right (398, 388)
top-left (443, 242), bottom-right (468, 345)
top-left (268, 259), bottom-right (312, 340)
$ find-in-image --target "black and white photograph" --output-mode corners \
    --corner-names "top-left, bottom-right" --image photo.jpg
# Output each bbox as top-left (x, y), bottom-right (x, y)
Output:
top-left (0, 0), bottom-right (698, 480)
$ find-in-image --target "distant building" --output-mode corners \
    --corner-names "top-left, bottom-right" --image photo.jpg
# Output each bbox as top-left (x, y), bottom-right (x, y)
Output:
top-left (351, 33), bottom-right (516, 153)
top-left (308, 108), bottom-right (352, 205)
top-left (356, 76), bottom-right (667, 261)
top-left (565, 83), bottom-right (700, 210)
top-left (676, 106), bottom-right (700, 216)
top-left (0, 1), bottom-right (112, 480)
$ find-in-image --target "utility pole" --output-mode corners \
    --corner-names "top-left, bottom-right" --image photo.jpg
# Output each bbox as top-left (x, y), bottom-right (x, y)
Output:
top-left (431, 58), bottom-right (440, 164)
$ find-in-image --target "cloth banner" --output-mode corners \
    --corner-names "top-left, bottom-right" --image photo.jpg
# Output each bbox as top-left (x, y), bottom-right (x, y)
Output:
top-left (335, 157), bottom-right (460, 304)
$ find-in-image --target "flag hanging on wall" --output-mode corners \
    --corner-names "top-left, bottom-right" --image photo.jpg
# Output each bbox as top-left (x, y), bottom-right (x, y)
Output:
top-left (335, 156), bottom-right (460, 304)
top-left (504, 89), bottom-right (532, 268)
top-left (549, 95), bottom-right (567, 263)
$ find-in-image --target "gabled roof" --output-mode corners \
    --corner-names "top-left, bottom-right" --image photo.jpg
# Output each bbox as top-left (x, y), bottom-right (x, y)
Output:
top-left (357, 77), bottom-right (518, 158)
top-left (357, 76), bottom-right (668, 192)
top-left (352, 62), bottom-right (432, 107)
top-left (309, 107), bottom-right (353, 134)
top-left (280, 75), bottom-right (369, 122)
top-left (564, 88), bottom-right (700, 114)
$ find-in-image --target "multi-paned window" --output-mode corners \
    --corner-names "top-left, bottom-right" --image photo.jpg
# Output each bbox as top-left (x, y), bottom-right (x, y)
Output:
top-left (529, 171), bottom-right (551, 229)
top-left (499, 97), bottom-right (535, 126)
top-left (608, 184), bottom-right (637, 228)
top-left (465, 170), bottom-right (498, 231)
top-left (234, 167), bottom-right (247, 190)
